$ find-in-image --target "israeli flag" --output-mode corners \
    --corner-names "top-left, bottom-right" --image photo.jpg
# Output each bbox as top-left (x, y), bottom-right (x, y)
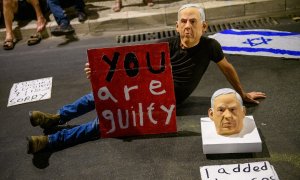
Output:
top-left (209, 29), bottom-right (300, 59)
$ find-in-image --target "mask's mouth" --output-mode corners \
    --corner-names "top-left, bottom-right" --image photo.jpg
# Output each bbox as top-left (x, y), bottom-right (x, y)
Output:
top-left (221, 119), bottom-right (236, 129)
top-left (184, 31), bottom-right (192, 37)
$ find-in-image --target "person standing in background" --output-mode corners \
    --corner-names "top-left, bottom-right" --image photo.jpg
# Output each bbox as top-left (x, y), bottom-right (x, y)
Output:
top-left (2, 0), bottom-right (47, 50)
top-left (112, 0), bottom-right (154, 12)
top-left (47, 0), bottom-right (87, 36)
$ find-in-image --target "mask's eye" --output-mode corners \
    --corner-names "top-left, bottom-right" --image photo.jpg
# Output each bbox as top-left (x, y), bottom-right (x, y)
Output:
top-left (190, 19), bottom-right (196, 25)
top-left (180, 19), bottom-right (187, 24)
top-left (230, 107), bottom-right (237, 113)
top-left (217, 107), bottom-right (224, 113)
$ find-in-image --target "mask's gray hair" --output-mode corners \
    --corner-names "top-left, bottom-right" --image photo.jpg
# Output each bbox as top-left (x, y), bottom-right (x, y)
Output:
top-left (178, 4), bottom-right (205, 22)
top-left (211, 88), bottom-right (243, 108)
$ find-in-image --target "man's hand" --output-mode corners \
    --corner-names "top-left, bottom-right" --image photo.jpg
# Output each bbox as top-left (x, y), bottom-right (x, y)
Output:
top-left (242, 91), bottom-right (266, 104)
top-left (84, 62), bottom-right (91, 79)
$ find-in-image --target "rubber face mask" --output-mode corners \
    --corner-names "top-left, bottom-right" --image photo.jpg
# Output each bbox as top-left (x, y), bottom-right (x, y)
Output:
top-left (176, 7), bottom-right (206, 48)
top-left (208, 93), bottom-right (245, 135)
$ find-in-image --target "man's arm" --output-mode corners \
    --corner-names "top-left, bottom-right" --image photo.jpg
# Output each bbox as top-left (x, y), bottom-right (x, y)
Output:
top-left (216, 57), bottom-right (266, 104)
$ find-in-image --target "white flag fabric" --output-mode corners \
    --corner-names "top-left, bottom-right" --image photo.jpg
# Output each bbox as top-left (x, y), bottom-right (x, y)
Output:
top-left (209, 29), bottom-right (300, 59)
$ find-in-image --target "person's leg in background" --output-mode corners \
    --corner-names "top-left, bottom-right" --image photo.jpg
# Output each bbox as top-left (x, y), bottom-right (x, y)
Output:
top-left (27, 0), bottom-right (47, 32)
top-left (112, 0), bottom-right (154, 13)
top-left (112, 0), bottom-right (122, 12)
top-left (3, 0), bottom-right (47, 49)
top-left (25, 0), bottom-right (47, 46)
top-left (3, 0), bottom-right (18, 50)
top-left (47, 0), bottom-right (74, 36)
top-left (74, 0), bottom-right (87, 22)
top-left (144, 0), bottom-right (154, 7)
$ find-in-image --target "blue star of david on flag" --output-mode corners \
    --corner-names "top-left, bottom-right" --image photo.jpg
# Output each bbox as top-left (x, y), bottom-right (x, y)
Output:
top-left (208, 29), bottom-right (300, 59)
top-left (243, 37), bottom-right (272, 47)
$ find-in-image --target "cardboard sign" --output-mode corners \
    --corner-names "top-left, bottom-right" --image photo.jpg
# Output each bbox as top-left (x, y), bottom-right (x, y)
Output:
top-left (200, 161), bottom-right (279, 180)
top-left (7, 77), bottom-right (52, 107)
top-left (87, 43), bottom-right (177, 138)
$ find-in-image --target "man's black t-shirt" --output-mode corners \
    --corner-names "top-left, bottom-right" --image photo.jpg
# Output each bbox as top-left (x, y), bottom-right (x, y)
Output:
top-left (164, 35), bottom-right (224, 104)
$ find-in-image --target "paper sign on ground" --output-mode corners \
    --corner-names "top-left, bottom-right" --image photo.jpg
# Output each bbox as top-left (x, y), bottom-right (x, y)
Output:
top-left (201, 115), bottom-right (262, 154)
top-left (200, 161), bottom-right (279, 180)
top-left (7, 77), bottom-right (53, 107)
top-left (87, 43), bottom-right (177, 138)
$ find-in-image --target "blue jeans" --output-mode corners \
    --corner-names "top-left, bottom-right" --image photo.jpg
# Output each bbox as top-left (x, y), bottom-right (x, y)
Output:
top-left (47, 0), bottom-right (85, 25)
top-left (48, 93), bottom-right (99, 150)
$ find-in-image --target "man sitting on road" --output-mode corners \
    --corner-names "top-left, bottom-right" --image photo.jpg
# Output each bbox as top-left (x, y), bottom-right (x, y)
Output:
top-left (26, 4), bottom-right (266, 154)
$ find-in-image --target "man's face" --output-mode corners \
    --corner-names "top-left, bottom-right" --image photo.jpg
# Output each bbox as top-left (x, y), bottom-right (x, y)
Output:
top-left (208, 93), bottom-right (245, 135)
top-left (176, 7), bottom-right (206, 48)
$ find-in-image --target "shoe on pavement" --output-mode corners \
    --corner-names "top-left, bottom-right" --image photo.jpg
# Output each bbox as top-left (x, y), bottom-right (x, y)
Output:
top-left (27, 135), bottom-right (48, 154)
top-left (29, 111), bottom-right (60, 129)
top-left (78, 11), bottom-right (87, 22)
top-left (51, 24), bottom-right (75, 36)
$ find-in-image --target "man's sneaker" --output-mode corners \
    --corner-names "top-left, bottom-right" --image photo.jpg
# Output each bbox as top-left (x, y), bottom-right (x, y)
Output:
top-left (51, 24), bottom-right (75, 36)
top-left (27, 135), bottom-right (48, 154)
top-left (29, 111), bottom-right (60, 129)
top-left (78, 11), bottom-right (87, 22)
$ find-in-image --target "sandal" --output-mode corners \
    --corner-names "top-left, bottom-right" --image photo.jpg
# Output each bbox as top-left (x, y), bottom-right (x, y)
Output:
top-left (112, 0), bottom-right (122, 12)
top-left (144, 0), bottom-right (154, 7)
top-left (27, 33), bottom-right (42, 46)
top-left (3, 39), bottom-right (16, 50)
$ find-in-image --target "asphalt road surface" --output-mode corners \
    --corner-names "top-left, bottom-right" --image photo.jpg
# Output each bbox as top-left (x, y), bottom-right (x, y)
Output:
top-left (0, 21), bottom-right (299, 179)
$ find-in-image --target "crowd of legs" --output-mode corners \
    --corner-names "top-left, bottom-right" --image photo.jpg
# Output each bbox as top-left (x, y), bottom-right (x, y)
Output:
top-left (2, 0), bottom-right (155, 50)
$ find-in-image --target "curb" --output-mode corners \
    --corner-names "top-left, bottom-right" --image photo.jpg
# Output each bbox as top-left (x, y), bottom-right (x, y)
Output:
top-left (0, 0), bottom-right (299, 41)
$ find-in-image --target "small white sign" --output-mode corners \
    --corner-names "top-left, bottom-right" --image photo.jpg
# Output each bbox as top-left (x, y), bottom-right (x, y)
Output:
top-left (7, 77), bottom-right (53, 107)
top-left (200, 161), bottom-right (279, 180)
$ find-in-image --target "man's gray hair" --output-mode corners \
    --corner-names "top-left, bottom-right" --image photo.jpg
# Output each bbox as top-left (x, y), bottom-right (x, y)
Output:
top-left (178, 4), bottom-right (205, 22)
top-left (211, 88), bottom-right (243, 108)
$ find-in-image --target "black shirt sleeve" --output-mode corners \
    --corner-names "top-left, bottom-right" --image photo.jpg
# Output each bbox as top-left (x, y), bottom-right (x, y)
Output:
top-left (208, 38), bottom-right (224, 63)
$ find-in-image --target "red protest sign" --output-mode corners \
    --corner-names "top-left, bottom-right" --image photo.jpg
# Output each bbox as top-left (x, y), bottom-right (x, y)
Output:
top-left (87, 43), bottom-right (177, 138)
